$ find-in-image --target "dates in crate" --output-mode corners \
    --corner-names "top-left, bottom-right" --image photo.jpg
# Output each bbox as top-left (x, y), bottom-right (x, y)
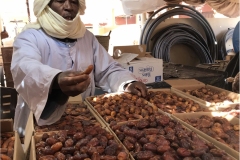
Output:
top-left (184, 115), bottom-right (239, 152)
top-left (182, 87), bottom-right (235, 105)
top-left (35, 126), bottom-right (128, 160)
top-left (111, 113), bottom-right (233, 160)
top-left (35, 103), bottom-right (100, 132)
top-left (222, 104), bottom-right (240, 119)
top-left (88, 93), bottom-right (158, 123)
top-left (0, 133), bottom-right (15, 160)
top-left (146, 91), bottom-right (205, 114)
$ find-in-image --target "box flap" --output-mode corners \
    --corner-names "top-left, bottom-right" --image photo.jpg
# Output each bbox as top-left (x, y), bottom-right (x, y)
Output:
top-left (113, 45), bottom-right (146, 59)
top-left (115, 53), bottom-right (139, 64)
top-left (24, 111), bottom-right (35, 154)
top-left (118, 56), bottom-right (162, 64)
top-left (145, 52), bottom-right (152, 57)
top-left (165, 79), bottom-right (205, 90)
top-left (0, 119), bottom-right (13, 132)
top-left (137, 57), bottom-right (162, 62)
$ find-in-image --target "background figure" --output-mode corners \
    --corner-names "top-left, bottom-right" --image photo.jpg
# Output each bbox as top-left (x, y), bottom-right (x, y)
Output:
top-left (232, 21), bottom-right (239, 93)
top-left (226, 21), bottom-right (239, 93)
top-left (232, 21), bottom-right (239, 53)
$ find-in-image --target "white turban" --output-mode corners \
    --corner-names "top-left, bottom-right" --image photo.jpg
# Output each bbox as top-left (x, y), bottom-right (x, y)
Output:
top-left (23, 0), bottom-right (86, 39)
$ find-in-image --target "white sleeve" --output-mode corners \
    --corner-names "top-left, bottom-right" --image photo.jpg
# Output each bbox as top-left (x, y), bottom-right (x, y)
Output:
top-left (92, 36), bottom-right (137, 92)
top-left (11, 30), bottom-right (62, 123)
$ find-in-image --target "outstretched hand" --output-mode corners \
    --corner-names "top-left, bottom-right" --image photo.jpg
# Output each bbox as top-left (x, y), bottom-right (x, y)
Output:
top-left (124, 81), bottom-right (148, 97)
top-left (57, 65), bottom-right (93, 96)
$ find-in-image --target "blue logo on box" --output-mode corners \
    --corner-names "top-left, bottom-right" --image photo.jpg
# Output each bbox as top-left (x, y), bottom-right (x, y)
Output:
top-left (155, 76), bottom-right (161, 82)
top-left (129, 66), bottom-right (133, 72)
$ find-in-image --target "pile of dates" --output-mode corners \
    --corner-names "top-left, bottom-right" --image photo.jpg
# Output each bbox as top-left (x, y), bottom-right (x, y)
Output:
top-left (35, 125), bottom-right (128, 160)
top-left (35, 103), bottom-right (100, 132)
top-left (182, 87), bottom-right (235, 104)
top-left (145, 91), bottom-right (205, 114)
top-left (184, 115), bottom-right (239, 151)
top-left (88, 93), bottom-right (158, 123)
top-left (110, 113), bottom-right (233, 160)
top-left (222, 104), bottom-right (240, 118)
top-left (0, 132), bottom-right (15, 160)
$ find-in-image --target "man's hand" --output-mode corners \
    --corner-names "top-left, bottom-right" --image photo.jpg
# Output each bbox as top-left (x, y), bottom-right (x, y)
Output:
top-left (57, 65), bottom-right (93, 96)
top-left (124, 81), bottom-right (148, 97)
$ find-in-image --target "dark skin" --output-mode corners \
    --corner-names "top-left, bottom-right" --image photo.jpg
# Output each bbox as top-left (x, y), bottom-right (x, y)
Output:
top-left (48, 0), bottom-right (79, 21)
top-left (49, 0), bottom-right (147, 97)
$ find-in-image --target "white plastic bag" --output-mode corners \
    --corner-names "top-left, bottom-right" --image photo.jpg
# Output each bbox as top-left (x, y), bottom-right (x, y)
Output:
top-left (120, 0), bottom-right (166, 15)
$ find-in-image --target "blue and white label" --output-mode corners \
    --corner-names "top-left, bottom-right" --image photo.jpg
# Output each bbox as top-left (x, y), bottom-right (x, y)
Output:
top-left (155, 76), bottom-right (161, 82)
top-left (129, 66), bottom-right (134, 72)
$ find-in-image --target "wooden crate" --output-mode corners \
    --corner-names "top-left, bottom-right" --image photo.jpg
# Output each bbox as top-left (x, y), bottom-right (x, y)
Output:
top-left (1, 47), bottom-right (14, 87)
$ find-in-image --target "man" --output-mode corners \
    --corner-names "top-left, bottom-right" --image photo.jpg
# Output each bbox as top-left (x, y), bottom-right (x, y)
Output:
top-left (232, 21), bottom-right (239, 54)
top-left (226, 21), bottom-right (239, 93)
top-left (11, 0), bottom-right (147, 136)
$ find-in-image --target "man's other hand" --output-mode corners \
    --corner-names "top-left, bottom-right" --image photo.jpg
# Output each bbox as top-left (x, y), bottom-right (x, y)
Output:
top-left (57, 65), bottom-right (93, 96)
top-left (124, 81), bottom-right (147, 97)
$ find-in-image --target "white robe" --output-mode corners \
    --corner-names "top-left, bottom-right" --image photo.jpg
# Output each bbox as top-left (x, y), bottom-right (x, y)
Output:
top-left (11, 29), bottom-right (136, 136)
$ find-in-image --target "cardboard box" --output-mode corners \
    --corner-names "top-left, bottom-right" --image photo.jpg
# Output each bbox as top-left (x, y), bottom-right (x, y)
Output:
top-left (84, 89), bottom-right (213, 128)
top-left (68, 94), bottom-right (82, 104)
top-left (24, 97), bottom-right (84, 141)
top-left (0, 119), bottom-right (25, 160)
top-left (30, 128), bottom-right (130, 160)
top-left (165, 79), bottom-right (240, 110)
top-left (85, 92), bottom-right (159, 127)
top-left (113, 45), bottom-right (146, 59)
top-left (26, 103), bottom-right (130, 160)
top-left (113, 45), bottom-right (163, 84)
top-left (29, 108), bottom-right (130, 160)
top-left (33, 102), bottom-right (105, 133)
top-left (171, 112), bottom-right (239, 159)
top-left (24, 101), bottom-right (103, 159)
top-left (148, 88), bottom-right (215, 112)
top-left (23, 112), bottom-right (35, 160)
top-left (121, 57), bottom-right (163, 83)
top-left (165, 79), bottom-right (204, 90)
top-left (107, 111), bottom-right (236, 160)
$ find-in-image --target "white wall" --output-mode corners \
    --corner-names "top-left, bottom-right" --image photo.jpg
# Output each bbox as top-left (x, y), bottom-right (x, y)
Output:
top-left (0, 0), bottom-right (28, 40)
top-left (0, 0), bottom-right (28, 23)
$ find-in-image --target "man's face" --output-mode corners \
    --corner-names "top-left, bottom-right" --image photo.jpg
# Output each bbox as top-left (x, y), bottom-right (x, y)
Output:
top-left (48, 0), bottom-right (79, 20)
